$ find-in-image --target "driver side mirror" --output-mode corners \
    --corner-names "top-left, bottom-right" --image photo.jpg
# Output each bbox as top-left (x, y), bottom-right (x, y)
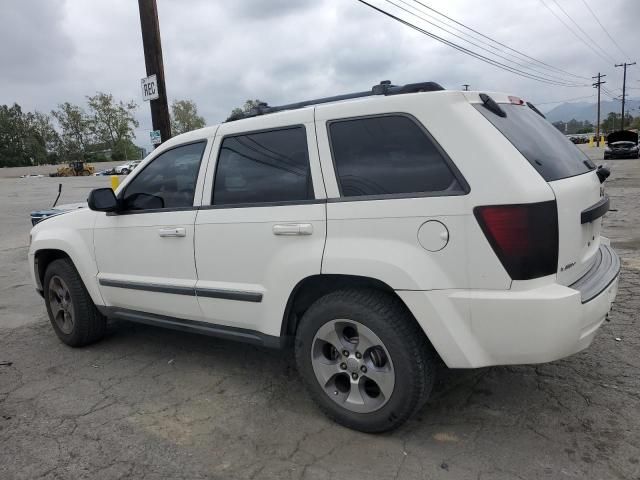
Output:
top-left (88, 188), bottom-right (118, 212)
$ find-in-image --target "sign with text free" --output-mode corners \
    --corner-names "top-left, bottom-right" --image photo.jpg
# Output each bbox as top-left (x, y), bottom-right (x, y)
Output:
top-left (150, 130), bottom-right (162, 145)
top-left (141, 74), bottom-right (159, 101)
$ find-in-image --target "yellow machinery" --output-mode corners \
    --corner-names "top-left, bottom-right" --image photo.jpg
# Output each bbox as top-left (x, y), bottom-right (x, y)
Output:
top-left (50, 161), bottom-right (95, 177)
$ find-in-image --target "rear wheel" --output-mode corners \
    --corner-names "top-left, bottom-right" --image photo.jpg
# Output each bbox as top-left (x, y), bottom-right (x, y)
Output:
top-left (43, 259), bottom-right (106, 347)
top-left (120, 168), bottom-right (130, 175)
top-left (295, 289), bottom-right (435, 432)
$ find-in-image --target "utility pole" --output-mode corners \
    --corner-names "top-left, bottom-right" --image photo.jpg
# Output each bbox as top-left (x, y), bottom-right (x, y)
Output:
top-left (462, 84), bottom-right (470, 91)
top-left (138, 0), bottom-right (171, 146)
top-left (592, 73), bottom-right (606, 147)
top-left (614, 62), bottom-right (636, 130)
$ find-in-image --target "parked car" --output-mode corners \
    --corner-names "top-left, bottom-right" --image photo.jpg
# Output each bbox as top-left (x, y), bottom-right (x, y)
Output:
top-left (114, 160), bottom-right (142, 175)
top-left (93, 168), bottom-right (115, 176)
top-left (30, 203), bottom-right (86, 226)
top-left (604, 130), bottom-right (639, 159)
top-left (28, 81), bottom-right (619, 432)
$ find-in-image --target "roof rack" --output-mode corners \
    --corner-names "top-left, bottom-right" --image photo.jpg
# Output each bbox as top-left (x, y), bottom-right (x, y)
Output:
top-left (226, 80), bottom-right (445, 121)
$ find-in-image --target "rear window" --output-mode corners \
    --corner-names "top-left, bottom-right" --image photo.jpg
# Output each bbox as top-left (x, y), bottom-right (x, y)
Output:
top-left (474, 103), bottom-right (595, 181)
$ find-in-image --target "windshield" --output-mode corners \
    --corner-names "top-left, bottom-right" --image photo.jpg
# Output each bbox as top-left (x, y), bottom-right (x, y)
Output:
top-left (474, 103), bottom-right (595, 181)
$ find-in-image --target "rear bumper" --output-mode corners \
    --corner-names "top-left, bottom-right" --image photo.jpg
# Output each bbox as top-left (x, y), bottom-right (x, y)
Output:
top-left (399, 245), bottom-right (620, 368)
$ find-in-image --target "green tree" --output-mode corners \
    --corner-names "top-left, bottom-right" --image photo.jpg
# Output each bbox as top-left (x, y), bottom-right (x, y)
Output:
top-left (0, 103), bottom-right (30, 167)
top-left (0, 104), bottom-right (57, 167)
top-left (171, 99), bottom-right (206, 135)
top-left (87, 92), bottom-right (139, 158)
top-left (29, 111), bottom-right (60, 163)
top-left (227, 99), bottom-right (266, 121)
top-left (52, 102), bottom-right (93, 161)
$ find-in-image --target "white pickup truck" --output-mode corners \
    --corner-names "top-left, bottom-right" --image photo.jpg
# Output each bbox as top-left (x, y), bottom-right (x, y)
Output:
top-left (29, 81), bottom-right (619, 432)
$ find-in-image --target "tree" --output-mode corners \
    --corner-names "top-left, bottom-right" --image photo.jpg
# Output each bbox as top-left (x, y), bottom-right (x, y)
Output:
top-left (52, 102), bottom-right (93, 161)
top-left (601, 112), bottom-right (621, 133)
top-left (227, 99), bottom-right (266, 121)
top-left (171, 99), bottom-right (206, 135)
top-left (28, 111), bottom-right (60, 154)
top-left (552, 120), bottom-right (566, 133)
top-left (0, 104), bottom-right (58, 167)
top-left (0, 103), bottom-right (30, 167)
top-left (87, 92), bottom-right (139, 159)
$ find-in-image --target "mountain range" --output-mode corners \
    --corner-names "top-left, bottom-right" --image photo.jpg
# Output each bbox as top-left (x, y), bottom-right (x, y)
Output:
top-left (542, 98), bottom-right (640, 123)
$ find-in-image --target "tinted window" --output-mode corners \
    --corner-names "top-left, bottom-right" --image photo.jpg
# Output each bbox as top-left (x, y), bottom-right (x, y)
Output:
top-left (213, 127), bottom-right (313, 205)
top-left (329, 115), bottom-right (464, 197)
top-left (475, 103), bottom-right (595, 181)
top-left (122, 141), bottom-right (206, 210)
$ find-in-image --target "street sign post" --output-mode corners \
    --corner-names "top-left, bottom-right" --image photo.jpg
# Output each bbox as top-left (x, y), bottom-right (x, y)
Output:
top-left (150, 130), bottom-right (162, 145)
top-left (141, 74), bottom-right (160, 102)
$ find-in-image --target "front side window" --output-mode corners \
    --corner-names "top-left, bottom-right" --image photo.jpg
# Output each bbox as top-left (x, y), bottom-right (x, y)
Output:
top-left (122, 141), bottom-right (206, 210)
top-left (213, 126), bottom-right (313, 205)
top-left (329, 115), bottom-right (465, 198)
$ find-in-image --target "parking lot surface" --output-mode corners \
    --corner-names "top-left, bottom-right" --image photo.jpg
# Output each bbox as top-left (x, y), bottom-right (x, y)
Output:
top-left (1, 147), bottom-right (639, 479)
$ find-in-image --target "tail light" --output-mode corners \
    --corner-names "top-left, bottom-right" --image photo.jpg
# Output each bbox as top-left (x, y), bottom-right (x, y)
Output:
top-left (474, 201), bottom-right (558, 280)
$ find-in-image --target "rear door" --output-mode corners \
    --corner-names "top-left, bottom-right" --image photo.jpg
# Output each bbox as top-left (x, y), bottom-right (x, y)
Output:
top-left (193, 109), bottom-right (327, 337)
top-left (474, 100), bottom-right (602, 285)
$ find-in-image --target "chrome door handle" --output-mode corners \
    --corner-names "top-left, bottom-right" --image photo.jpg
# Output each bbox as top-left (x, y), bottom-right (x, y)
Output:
top-left (158, 227), bottom-right (186, 237)
top-left (272, 223), bottom-right (313, 236)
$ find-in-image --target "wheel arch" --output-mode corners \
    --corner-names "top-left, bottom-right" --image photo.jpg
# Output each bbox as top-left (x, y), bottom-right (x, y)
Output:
top-left (32, 244), bottom-right (104, 306)
top-left (280, 274), bottom-right (437, 349)
top-left (34, 249), bottom-right (71, 291)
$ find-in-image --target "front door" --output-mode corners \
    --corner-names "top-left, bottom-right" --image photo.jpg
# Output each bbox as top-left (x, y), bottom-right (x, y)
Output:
top-left (194, 110), bottom-right (327, 338)
top-left (94, 140), bottom-right (210, 320)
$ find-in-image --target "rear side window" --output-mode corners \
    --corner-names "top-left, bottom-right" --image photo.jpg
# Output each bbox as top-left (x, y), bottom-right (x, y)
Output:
top-left (213, 126), bottom-right (314, 205)
top-left (328, 115), bottom-right (465, 198)
top-left (474, 103), bottom-right (595, 181)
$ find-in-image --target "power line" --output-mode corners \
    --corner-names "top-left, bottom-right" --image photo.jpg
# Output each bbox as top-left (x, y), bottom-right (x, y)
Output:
top-left (538, 0), bottom-right (615, 64)
top-left (405, 0), bottom-right (590, 81)
top-left (549, 0), bottom-right (616, 62)
top-left (535, 94), bottom-right (596, 105)
top-left (579, 0), bottom-right (630, 60)
top-left (355, 0), bottom-right (588, 87)
top-left (386, 0), bottom-right (586, 86)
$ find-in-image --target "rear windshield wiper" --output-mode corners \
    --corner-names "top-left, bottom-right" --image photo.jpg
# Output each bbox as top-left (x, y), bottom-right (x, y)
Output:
top-left (526, 102), bottom-right (546, 119)
top-left (480, 93), bottom-right (506, 117)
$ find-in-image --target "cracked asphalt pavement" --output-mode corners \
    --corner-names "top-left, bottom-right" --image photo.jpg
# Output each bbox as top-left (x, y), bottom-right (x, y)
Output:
top-left (1, 148), bottom-right (639, 479)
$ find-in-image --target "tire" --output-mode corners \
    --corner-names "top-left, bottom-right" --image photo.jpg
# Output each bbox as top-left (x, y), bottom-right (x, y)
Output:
top-left (43, 258), bottom-right (106, 347)
top-left (295, 288), bottom-right (436, 433)
top-left (120, 169), bottom-right (129, 175)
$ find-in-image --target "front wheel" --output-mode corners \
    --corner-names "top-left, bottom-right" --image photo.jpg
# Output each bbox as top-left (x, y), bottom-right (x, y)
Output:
top-left (43, 259), bottom-right (106, 347)
top-left (295, 289), bottom-right (436, 433)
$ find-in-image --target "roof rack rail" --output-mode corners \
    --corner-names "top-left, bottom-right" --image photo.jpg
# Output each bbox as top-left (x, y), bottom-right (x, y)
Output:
top-left (226, 80), bottom-right (445, 121)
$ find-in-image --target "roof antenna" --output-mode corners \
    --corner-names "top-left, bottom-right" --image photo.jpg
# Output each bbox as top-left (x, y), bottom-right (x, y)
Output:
top-left (52, 183), bottom-right (62, 208)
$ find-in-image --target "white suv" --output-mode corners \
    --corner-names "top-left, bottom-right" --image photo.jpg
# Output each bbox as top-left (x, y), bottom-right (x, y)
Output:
top-left (28, 81), bottom-right (619, 432)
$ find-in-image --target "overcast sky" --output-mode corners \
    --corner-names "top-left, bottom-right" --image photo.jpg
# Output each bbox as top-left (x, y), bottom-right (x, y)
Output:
top-left (1, 0), bottom-right (637, 149)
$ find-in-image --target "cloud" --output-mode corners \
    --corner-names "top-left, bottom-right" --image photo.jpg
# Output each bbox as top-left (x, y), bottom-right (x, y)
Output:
top-left (0, 0), bottom-right (637, 149)
top-left (228, 0), bottom-right (316, 19)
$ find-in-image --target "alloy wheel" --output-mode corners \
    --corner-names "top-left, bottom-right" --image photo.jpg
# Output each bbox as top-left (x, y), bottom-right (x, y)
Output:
top-left (311, 319), bottom-right (395, 413)
top-left (48, 275), bottom-right (75, 335)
